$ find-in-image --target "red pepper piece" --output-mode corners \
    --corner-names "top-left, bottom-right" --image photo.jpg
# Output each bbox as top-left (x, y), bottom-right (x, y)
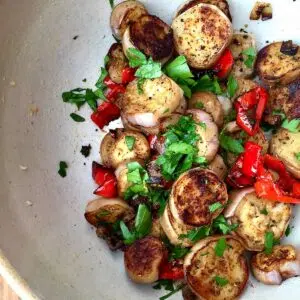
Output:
top-left (91, 102), bottom-right (120, 129)
top-left (122, 67), bottom-right (136, 84)
top-left (103, 76), bottom-right (118, 89)
top-left (148, 135), bottom-right (158, 150)
top-left (94, 179), bottom-right (118, 198)
top-left (242, 142), bottom-right (262, 177)
top-left (159, 261), bottom-right (184, 280)
top-left (105, 85), bottom-right (126, 102)
top-left (92, 162), bottom-right (115, 185)
top-left (213, 49), bottom-right (234, 79)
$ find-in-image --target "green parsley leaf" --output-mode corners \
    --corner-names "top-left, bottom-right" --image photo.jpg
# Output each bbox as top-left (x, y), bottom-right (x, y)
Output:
top-left (120, 221), bottom-right (136, 245)
top-left (193, 75), bottom-right (222, 95)
top-left (195, 102), bottom-right (204, 109)
top-left (149, 189), bottom-right (170, 216)
top-left (179, 84), bottom-right (192, 98)
top-left (260, 208), bottom-right (268, 215)
top-left (70, 113), bottom-right (85, 122)
top-left (179, 226), bottom-right (211, 243)
top-left (135, 59), bottom-right (162, 79)
top-left (153, 280), bottom-right (174, 291)
top-left (127, 48), bottom-right (147, 67)
top-left (104, 55), bottom-right (109, 66)
top-left (212, 215), bottom-right (238, 234)
top-left (135, 204), bottom-right (152, 238)
top-left (169, 245), bottom-right (190, 260)
top-left (194, 156), bottom-right (207, 165)
top-left (62, 88), bottom-right (88, 109)
top-left (108, 0), bottom-right (114, 9)
top-left (215, 237), bottom-right (227, 257)
top-left (85, 89), bottom-right (98, 111)
top-left (125, 136), bottom-right (136, 151)
top-left (137, 78), bottom-right (146, 94)
top-left (242, 47), bottom-right (256, 68)
top-left (209, 202), bottom-right (223, 213)
top-left (295, 152), bottom-right (300, 161)
top-left (227, 75), bottom-right (238, 98)
top-left (214, 276), bottom-right (229, 287)
top-left (282, 118), bottom-right (300, 133)
top-left (219, 130), bottom-right (244, 154)
top-left (58, 161), bottom-right (68, 178)
top-left (285, 225), bottom-right (291, 237)
top-left (95, 67), bottom-right (108, 89)
top-left (264, 231), bottom-right (276, 254)
top-left (164, 56), bottom-right (194, 80)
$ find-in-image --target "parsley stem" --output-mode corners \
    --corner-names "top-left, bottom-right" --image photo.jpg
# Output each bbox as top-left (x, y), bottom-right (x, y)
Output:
top-left (159, 284), bottom-right (184, 300)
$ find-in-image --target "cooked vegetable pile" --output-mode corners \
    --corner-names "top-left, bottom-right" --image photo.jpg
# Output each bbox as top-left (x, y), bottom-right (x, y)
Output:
top-left (62, 1), bottom-right (300, 299)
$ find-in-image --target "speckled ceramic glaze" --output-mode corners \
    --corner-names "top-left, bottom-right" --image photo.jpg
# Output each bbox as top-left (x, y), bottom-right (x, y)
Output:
top-left (0, 0), bottom-right (300, 299)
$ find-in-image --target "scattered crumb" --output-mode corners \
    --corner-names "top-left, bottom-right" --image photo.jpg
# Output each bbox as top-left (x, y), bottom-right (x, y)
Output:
top-left (82, 78), bottom-right (87, 82)
top-left (19, 165), bottom-right (28, 171)
top-left (9, 80), bottom-right (16, 87)
top-left (28, 104), bottom-right (39, 116)
top-left (80, 144), bottom-right (92, 157)
top-left (25, 200), bottom-right (33, 206)
top-left (248, 280), bottom-right (255, 288)
top-left (73, 35), bottom-right (79, 40)
top-left (244, 24), bottom-right (248, 28)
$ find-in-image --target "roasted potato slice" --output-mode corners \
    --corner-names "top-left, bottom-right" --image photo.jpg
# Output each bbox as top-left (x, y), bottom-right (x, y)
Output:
top-left (224, 188), bottom-right (292, 251)
top-left (184, 236), bottom-right (249, 300)
top-left (169, 168), bottom-right (228, 227)
top-left (124, 236), bottom-right (166, 283)
top-left (110, 0), bottom-right (148, 39)
top-left (123, 15), bottom-right (173, 63)
top-left (84, 197), bottom-right (132, 226)
top-left (188, 92), bottom-right (224, 127)
top-left (251, 245), bottom-right (300, 285)
top-left (106, 43), bottom-right (128, 84)
top-left (175, 0), bottom-right (232, 21)
top-left (270, 128), bottom-right (300, 179)
top-left (208, 154), bottom-right (227, 180)
top-left (172, 3), bottom-right (233, 69)
top-left (255, 41), bottom-right (300, 86)
top-left (188, 109), bottom-right (219, 162)
top-left (100, 129), bottom-right (150, 169)
top-left (121, 75), bottom-right (183, 131)
top-left (228, 33), bottom-right (256, 79)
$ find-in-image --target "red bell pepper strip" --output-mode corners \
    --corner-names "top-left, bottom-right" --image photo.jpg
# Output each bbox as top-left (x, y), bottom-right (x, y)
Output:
top-left (91, 102), bottom-right (120, 129)
top-left (242, 142), bottom-right (262, 177)
top-left (213, 49), bottom-right (234, 79)
top-left (92, 162), bottom-right (118, 198)
top-left (159, 261), bottom-right (184, 280)
top-left (235, 87), bottom-right (268, 136)
top-left (148, 135), bottom-right (158, 150)
top-left (103, 76), bottom-right (126, 102)
top-left (122, 67), bottom-right (136, 84)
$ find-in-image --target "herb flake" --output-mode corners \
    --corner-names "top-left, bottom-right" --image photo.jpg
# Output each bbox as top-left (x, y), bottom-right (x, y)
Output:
top-left (58, 161), bottom-right (68, 178)
top-left (125, 136), bottom-right (136, 151)
top-left (70, 113), bottom-right (85, 122)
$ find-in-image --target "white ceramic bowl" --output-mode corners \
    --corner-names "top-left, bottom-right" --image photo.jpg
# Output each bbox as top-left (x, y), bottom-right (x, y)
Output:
top-left (1, 0), bottom-right (300, 299)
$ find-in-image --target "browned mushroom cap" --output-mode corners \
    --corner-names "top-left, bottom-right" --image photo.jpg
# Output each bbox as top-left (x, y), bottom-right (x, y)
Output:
top-left (169, 168), bottom-right (228, 227)
top-left (124, 236), bottom-right (166, 284)
top-left (184, 236), bottom-right (248, 300)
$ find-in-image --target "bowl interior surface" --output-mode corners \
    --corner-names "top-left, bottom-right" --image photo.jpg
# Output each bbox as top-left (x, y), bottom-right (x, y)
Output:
top-left (0, 0), bottom-right (300, 299)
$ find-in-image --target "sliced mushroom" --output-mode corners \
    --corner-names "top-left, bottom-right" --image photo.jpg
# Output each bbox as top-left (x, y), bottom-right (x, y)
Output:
top-left (100, 129), bottom-right (150, 169)
top-left (169, 168), bottom-right (228, 227)
top-left (187, 109), bottom-right (219, 162)
top-left (270, 128), bottom-right (300, 179)
top-left (252, 245), bottom-right (300, 285)
top-left (110, 0), bottom-right (148, 39)
top-left (188, 92), bottom-right (224, 127)
top-left (208, 154), bottom-right (227, 180)
top-left (122, 15), bottom-right (173, 64)
top-left (120, 75), bottom-right (183, 133)
top-left (184, 236), bottom-right (249, 300)
top-left (224, 189), bottom-right (292, 251)
top-left (124, 236), bottom-right (166, 283)
top-left (172, 3), bottom-right (233, 69)
top-left (84, 197), bottom-right (132, 226)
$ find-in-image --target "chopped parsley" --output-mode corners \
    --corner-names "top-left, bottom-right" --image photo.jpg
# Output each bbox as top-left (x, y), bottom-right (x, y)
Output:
top-left (58, 161), bottom-right (68, 178)
top-left (264, 231), bottom-right (279, 254)
top-left (214, 276), bottom-right (229, 287)
top-left (242, 47), bottom-right (256, 68)
top-left (260, 207), bottom-right (268, 215)
top-left (215, 237), bottom-right (227, 257)
top-left (70, 113), bottom-right (85, 122)
top-left (285, 225), bottom-right (291, 237)
top-left (282, 118), bottom-right (300, 133)
top-left (125, 136), bottom-right (136, 150)
top-left (153, 280), bottom-right (184, 300)
top-left (209, 202), bottom-right (223, 213)
top-left (193, 75), bottom-right (222, 95)
top-left (148, 189), bottom-right (170, 216)
top-left (212, 215), bottom-right (239, 235)
top-left (295, 152), bottom-right (300, 161)
top-left (179, 226), bottom-right (211, 243)
top-left (195, 102), bottom-right (204, 109)
top-left (108, 0), bottom-right (114, 9)
top-left (169, 245), bottom-right (190, 260)
top-left (219, 130), bottom-right (244, 154)
top-left (227, 75), bottom-right (238, 98)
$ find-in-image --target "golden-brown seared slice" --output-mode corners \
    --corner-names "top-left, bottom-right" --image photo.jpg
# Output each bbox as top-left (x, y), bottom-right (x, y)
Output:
top-left (184, 236), bottom-right (249, 300)
top-left (208, 154), bottom-right (227, 180)
top-left (228, 33), bottom-right (256, 79)
top-left (100, 129), bottom-right (150, 169)
top-left (121, 75), bottom-right (183, 131)
top-left (176, 0), bottom-right (232, 21)
top-left (169, 168), bottom-right (228, 227)
top-left (188, 92), bottom-right (224, 127)
top-left (106, 43), bottom-right (128, 84)
top-left (122, 15), bottom-right (173, 63)
top-left (270, 128), bottom-right (300, 179)
top-left (84, 197), bottom-right (132, 226)
top-left (255, 41), bottom-right (300, 86)
top-left (124, 236), bottom-right (166, 283)
top-left (224, 188), bottom-right (292, 251)
top-left (172, 4), bottom-right (233, 69)
top-left (251, 245), bottom-right (300, 285)
top-left (110, 0), bottom-right (148, 39)
top-left (188, 109), bottom-right (219, 162)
